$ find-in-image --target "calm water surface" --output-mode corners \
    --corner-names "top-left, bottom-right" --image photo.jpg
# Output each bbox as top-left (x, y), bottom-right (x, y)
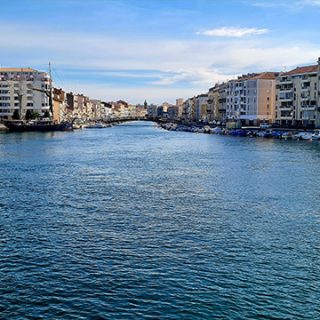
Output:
top-left (0, 121), bottom-right (320, 319)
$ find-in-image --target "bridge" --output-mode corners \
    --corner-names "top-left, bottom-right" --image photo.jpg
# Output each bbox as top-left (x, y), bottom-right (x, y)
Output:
top-left (71, 116), bottom-right (150, 125)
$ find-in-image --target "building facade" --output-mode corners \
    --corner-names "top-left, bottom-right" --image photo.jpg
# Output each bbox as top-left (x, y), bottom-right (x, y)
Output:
top-left (53, 88), bottom-right (66, 123)
top-left (0, 68), bottom-right (51, 120)
top-left (226, 73), bottom-right (277, 126)
top-left (276, 61), bottom-right (320, 128)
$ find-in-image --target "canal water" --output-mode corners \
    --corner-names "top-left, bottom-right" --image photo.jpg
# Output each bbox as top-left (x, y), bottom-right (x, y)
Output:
top-left (0, 121), bottom-right (319, 319)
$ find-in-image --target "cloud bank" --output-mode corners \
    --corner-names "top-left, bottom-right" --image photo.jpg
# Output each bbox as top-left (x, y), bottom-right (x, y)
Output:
top-left (197, 27), bottom-right (269, 37)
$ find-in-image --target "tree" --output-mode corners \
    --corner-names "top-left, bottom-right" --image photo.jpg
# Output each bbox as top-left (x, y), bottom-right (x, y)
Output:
top-left (25, 109), bottom-right (33, 120)
top-left (25, 110), bottom-right (40, 120)
top-left (12, 109), bottom-right (20, 120)
top-left (43, 110), bottom-right (50, 118)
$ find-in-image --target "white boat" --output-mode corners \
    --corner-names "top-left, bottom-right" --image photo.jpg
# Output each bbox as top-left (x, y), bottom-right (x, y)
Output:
top-left (300, 132), bottom-right (313, 140)
top-left (256, 131), bottom-right (266, 137)
top-left (212, 127), bottom-right (222, 134)
top-left (311, 130), bottom-right (320, 140)
top-left (281, 132), bottom-right (293, 140)
top-left (85, 122), bottom-right (107, 129)
top-left (293, 132), bottom-right (307, 140)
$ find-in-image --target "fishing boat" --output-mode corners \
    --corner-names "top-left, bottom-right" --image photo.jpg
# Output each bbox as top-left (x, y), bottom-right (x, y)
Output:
top-left (3, 120), bottom-right (72, 132)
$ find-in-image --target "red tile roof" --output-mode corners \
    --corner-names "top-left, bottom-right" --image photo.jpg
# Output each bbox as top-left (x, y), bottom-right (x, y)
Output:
top-left (251, 72), bottom-right (279, 80)
top-left (283, 65), bottom-right (318, 76)
top-left (0, 68), bottom-right (36, 72)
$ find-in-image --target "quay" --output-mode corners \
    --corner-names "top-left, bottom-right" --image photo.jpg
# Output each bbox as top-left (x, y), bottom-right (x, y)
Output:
top-left (155, 120), bottom-right (320, 141)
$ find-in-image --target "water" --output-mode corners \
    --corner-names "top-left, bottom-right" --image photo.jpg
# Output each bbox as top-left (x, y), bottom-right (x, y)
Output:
top-left (0, 121), bottom-right (320, 319)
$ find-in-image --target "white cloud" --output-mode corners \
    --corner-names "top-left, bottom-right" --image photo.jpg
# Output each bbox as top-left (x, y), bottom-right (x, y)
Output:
top-left (299, 0), bottom-right (320, 6)
top-left (62, 82), bottom-right (203, 104)
top-left (0, 22), bottom-right (319, 104)
top-left (251, 0), bottom-right (320, 9)
top-left (151, 68), bottom-right (232, 87)
top-left (197, 27), bottom-right (269, 37)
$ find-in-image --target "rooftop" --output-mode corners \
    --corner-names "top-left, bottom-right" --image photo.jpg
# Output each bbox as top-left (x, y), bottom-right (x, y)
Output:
top-left (251, 72), bottom-right (279, 80)
top-left (283, 65), bottom-right (318, 76)
top-left (0, 68), bottom-right (37, 73)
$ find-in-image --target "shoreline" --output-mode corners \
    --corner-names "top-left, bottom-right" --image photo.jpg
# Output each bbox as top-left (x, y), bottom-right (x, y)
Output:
top-left (156, 121), bottom-right (320, 141)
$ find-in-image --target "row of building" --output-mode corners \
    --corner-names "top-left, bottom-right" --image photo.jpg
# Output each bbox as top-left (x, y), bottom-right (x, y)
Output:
top-left (2, 58), bottom-right (320, 128)
top-left (0, 68), bottom-right (147, 123)
top-left (148, 58), bottom-right (320, 128)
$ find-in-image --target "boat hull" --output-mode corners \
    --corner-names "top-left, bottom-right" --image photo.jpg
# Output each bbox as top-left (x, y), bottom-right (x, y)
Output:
top-left (3, 121), bottom-right (73, 132)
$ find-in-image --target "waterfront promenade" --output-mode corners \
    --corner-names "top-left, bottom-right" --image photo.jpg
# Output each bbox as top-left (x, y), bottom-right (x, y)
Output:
top-left (0, 121), bottom-right (319, 319)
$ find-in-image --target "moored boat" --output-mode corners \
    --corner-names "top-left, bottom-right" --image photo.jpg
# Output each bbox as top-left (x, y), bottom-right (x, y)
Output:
top-left (3, 120), bottom-right (73, 132)
top-left (85, 122), bottom-right (111, 129)
top-left (311, 130), bottom-right (320, 140)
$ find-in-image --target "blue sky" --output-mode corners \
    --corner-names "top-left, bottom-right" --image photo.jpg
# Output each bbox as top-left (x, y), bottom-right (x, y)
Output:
top-left (1, 0), bottom-right (320, 103)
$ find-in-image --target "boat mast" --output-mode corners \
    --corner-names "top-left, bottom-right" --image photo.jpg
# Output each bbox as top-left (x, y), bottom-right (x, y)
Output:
top-left (48, 62), bottom-right (53, 117)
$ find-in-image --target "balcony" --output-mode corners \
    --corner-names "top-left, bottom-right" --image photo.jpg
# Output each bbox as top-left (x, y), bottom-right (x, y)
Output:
top-left (278, 106), bottom-right (293, 110)
top-left (278, 79), bottom-right (292, 84)
top-left (278, 87), bottom-right (293, 93)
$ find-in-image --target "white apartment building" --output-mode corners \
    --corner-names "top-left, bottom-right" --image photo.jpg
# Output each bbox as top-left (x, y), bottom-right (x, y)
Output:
top-left (0, 68), bottom-right (51, 120)
top-left (275, 61), bottom-right (320, 128)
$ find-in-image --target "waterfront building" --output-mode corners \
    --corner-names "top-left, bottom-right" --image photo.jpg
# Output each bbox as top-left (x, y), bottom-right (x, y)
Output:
top-left (0, 68), bottom-right (51, 120)
top-left (116, 100), bottom-right (129, 118)
top-left (73, 94), bottom-right (90, 120)
top-left (66, 92), bottom-right (74, 112)
top-left (89, 99), bottom-right (103, 120)
top-left (167, 106), bottom-right (179, 120)
top-left (175, 98), bottom-right (184, 118)
top-left (226, 72), bottom-right (277, 126)
top-left (102, 102), bottom-right (113, 120)
top-left (207, 83), bottom-right (228, 123)
top-left (161, 102), bottom-right (171, 113)
top-left (128, 104), bottom-right (137, 118)
top-left (275, 59), bottom-right (320, 128)
top-left (156, 105), bottom-right (164, 118)
top-left (181, 97), bottom-right (195, 123)
top-left (53, 87), bottom-right (67, 123)
top-left (218, 83), bottom-right (228, 122)
top-left (195, 93), bottom-right (209, 122)
top-left (176, 98), bottom-right (184, 106)
top-left (147, 104), bottom-right (158, 119)
top-left (135, 104), bottom-right (147, 118)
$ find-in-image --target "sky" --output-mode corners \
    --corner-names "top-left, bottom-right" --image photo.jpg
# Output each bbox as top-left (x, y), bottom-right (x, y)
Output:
top-left (1, 0), bottom-right (320, 104)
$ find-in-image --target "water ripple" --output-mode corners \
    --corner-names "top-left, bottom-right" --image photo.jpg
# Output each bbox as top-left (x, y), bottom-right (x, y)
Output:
top-left (1, 122), bottom-right (320, 319)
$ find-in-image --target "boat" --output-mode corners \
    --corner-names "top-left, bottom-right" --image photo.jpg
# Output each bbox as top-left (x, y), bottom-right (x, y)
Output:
top-left (292, 132), bottom-right (306, 140)
top-left (300, 132), bottom-right (313, 140)
top-left (3, 120), bottom-right (73, 132)
top-left (212, 126), bottom-right (223, 134)
top-left (264, 129), bottom-right (274, 138)
top-left (293, 132), bottom-right (313, 140)
top-left (85, 122), bottom-right (108, 129)
top-left (311, 130), bottom-right (320, 140)
top-left (256, 131), bottom-right (266, 137)
top-left (281, 132), bottom-right (293, 140)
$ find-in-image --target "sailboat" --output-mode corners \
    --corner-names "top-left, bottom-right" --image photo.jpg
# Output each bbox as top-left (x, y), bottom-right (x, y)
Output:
top-left (3, 64), bottom-right (73, 132)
